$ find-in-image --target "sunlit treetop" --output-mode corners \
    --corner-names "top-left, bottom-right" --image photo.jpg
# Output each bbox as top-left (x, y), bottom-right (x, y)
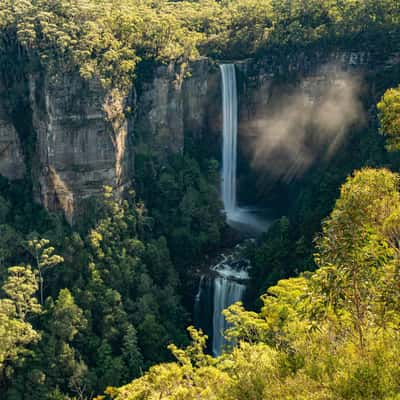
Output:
top-left (378, 85), bottom-right (400, 152)
top-left (1, 0), bottom-right (398, 93)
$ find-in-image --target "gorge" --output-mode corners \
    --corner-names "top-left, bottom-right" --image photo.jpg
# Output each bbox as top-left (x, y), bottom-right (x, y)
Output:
top-left (1, 7), bottom-right (400, 395)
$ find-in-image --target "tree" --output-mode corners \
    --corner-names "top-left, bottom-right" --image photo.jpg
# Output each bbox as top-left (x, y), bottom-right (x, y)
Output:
top-left (48, 289), bottom-right (87, 342)
top-left (0, 224), bottom-right (21, 270)
top-left (26, 238), bottom-right (64, 305)
top-left (121, 324), bottom-right (143, 379)
top-left (0, 266), bottom-right (41, 384)
top-left (37, 289), bottom-right (89, 398)
top-left (378, 85), bottom-right (400, 151)
top-left (313, 168), bottom-right (400, 351)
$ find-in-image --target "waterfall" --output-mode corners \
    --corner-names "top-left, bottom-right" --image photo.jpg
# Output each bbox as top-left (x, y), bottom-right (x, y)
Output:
top-left (210, 253), bottom-right (250, 356)
top-left (219, 64), bottom-right (270, 235)
top-left (193, 250), bottom-right (250, 357)
top-left (220, 64), bottom-right (238, 216)
top-left (191, 64), bottom-right (273, 358)
top-left (212, 273), bottom-right (246, 356)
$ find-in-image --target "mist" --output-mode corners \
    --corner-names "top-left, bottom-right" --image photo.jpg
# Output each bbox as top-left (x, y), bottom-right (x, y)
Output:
top-left (249, 64), bottom-right (365, 182)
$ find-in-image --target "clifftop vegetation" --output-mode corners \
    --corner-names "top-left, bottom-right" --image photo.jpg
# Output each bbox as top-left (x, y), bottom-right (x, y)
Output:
top-left (1, 0), bottom-right (399, 92)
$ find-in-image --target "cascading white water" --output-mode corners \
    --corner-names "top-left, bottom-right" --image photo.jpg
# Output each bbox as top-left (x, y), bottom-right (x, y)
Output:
top-left (193, 65), bottom-right (272, 357)
top-left (219, 64), bottom-right (270, 234)
top-left (220, 64), bottom-right (238, 216)
top-left (211, 253), bottom-right (250, 356)
top-left (212, 273), bottom-right (247, 356)
top-left (193, 254), bottom-right (250, 356)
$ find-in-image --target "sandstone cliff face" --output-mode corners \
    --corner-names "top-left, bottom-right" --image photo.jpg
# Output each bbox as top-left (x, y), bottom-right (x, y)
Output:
top-left (0, 50), bottom-right (398, 221)
top-left (0, 82), bottom-right (25, 180)
top-left (236, 51), bottom-right (399, 141)
top-left (132, 58), bottom-right (220, 158)
top-left (28, 72), bottom-right (130, 224)
top-left (0, 58), bottom-right (220, 222)
top-left (236, 52), bottom-right (371, 142)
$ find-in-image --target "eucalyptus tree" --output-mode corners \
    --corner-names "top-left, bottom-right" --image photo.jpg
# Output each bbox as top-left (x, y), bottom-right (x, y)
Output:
top-left (26, 238), bottom-right (64, 305)
top-left (378, 85), bottom-right (400, 151)
top-left (0, 266), bottom-right (41, 385)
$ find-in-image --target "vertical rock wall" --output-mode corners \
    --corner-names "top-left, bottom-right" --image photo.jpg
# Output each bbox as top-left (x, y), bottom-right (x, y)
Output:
top-left (28, 72), bottom-right (131, 224)
top-left (0, 51), bottom-right (398, 222)
top-left (0, 81), bottom-right (25, 180)
top-left (0, 58), bottom-right (221, 223)
top-left (132, 59), bottom-right (221, 159)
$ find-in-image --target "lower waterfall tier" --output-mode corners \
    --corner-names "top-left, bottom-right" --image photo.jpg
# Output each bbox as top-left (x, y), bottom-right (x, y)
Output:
top-left (212, 274), bottom-right (246, 356)
top-left (194, 244), bottom-right (251, 356)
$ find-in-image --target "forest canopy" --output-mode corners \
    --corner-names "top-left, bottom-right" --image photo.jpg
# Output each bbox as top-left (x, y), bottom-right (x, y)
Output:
top-left (108, 168), bottom-right (400, 400)
top-left (1, 0), bottom-right (399, 91)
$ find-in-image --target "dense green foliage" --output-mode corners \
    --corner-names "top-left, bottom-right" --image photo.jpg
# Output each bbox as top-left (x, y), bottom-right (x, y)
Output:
top-left (135, 154), bottom-right (224, 269)
top-left (0, 266), bottom-right (41, 382)
top-left (246, 123), bottom-right (400, 305)
top-left (109, 168), bottom-right (400, 400)
top-left (378, 85), bottom-right (400, 151)
top-left (0, 152), bottom-right (224, 399)
top-left (1, 0), bottom-right (399, 92)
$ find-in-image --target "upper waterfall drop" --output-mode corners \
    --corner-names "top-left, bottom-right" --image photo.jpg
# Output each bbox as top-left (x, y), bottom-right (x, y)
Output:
top-left (219, 63), bottom-right (270, 235)
top-left (220, 64), bottom-right (238, 216)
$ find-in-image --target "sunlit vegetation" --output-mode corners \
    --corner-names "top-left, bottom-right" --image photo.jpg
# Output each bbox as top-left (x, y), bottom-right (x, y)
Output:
top-left (378, 85), bottom-right (400, 151)
top-left (108, 168), bottom-right (400, 400)
top-left (0, 152), bottom-right (224, 399)
top-left (1, 0), bottom-right (398, 93)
